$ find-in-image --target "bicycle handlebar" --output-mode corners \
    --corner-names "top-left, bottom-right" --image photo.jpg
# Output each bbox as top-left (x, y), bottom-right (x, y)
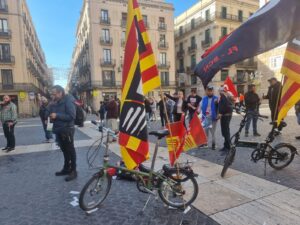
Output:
top-left (91, 120), bottom-right (118, 138)
top-left (234, 107), bottom-right (268, 119)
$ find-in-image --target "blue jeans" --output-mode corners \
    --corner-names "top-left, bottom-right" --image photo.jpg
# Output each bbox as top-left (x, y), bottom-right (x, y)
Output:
top-left (42, 122), bottom-right (53, 140)
top-left (245, 110), bottom-right (258, 134)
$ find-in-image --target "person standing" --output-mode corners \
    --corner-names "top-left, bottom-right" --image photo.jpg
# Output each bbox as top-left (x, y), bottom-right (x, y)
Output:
top-left (106, 96), bottom-right (118, 142)
top-left (295, 100), bottom-right (300, 140)
top-left (165, 91), bottom-right (187, 122)
top-left (158, 95), bottom-right (167, 128)
top-left (99, 101), bottom-right (106, 124)
top-left (263, 77), bottom-right (282, 122)
top-left (39, 96), bottom-right (53, 143)
top-left (49, 85), bottom-right (77, 182)
top-left (244, 84), bottom-right (261, 137)
top-left (239, 93), bottom-right (245, 108)
top-left (149, 97), bottom-right (157, 121)
top-left (187, 90), bottom-right (202, 121)
top-left (200, 86), bottom-right (218, 150)
top-left (144, 98), bottom-right (152, 123)
top-left (218, 87), bottom-right (234, 155)
top-left (0, 95), bottom-right (17, 152)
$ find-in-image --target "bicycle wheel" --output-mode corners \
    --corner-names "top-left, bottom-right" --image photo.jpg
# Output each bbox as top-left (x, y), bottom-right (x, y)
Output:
top-left (158, 170), bottom-right (198, 209)
top-left (268, 143), bottom-right (296, 170)
top-left (79, 169), bottom-right (112, 211)
top-left (221, 148), bottom-right (236, 178)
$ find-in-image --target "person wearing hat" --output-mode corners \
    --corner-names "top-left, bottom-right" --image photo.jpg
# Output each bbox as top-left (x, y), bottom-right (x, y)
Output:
top-left (244, 84), bottom-right (261, 137)
top-left (199, 85), bottom-right (219, 150)
top-left (263, 77), bottom-right (282, 122)
top-left (218, 86), bottom-right (234, 154)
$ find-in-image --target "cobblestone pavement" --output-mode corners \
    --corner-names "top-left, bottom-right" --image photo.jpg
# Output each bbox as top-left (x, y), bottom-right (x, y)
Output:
top-left (0, 118), bottom-right (219, 225)
top-left (148, 110), bottom-right (300, 191)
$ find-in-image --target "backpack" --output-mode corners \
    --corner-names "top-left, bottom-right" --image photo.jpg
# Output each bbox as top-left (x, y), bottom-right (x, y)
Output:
top-left (75, 104), bottom-right (86, 126)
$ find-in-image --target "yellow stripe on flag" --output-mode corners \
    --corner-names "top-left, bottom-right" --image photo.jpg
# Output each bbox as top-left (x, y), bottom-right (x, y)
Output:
top-left (284, 50), bottom-right (300, 65)
top-left (281, 77), bottom-right (294, 97)
top-left (140, 54), bottom-right (157, 71)
top-left (281, 67), bottom-right (300, 84)
top-left (278, 88), bottom-right (300, 123)
top-left (143, 76), bottom-right (161, 94)
top-left (120, 146), bottom-right (138, 170)
top-left (141, 32), bottom-right (150, 45)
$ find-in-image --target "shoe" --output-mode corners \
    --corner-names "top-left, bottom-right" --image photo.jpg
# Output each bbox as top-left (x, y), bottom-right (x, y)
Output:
top-left (295, 136), bottom-right (300, 140)
top-left (253, 133), bottom-right (261, 137)
top-left (245, 132), bottom-right (249, 137)
top-left (211, 143), bottom-right (216, 150)
top-left (43, 139), bottom-right (50, 143)
top-left (65, 171), bottom-right (77, 182)
top-left (2, 147), bottom-right (8, 151)
top-left (6, 148), bottom-right (15, 152)
top-left (55, 169), bottom-right (71, 176)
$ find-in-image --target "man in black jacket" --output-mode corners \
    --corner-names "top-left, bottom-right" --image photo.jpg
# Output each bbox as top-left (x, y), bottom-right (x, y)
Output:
top-left (218, 87), bottom-right (234, 154)
top-left (49, 85), bottom-right (77, 182)
top-left (245, 85), bottom-right (261, 137)
top-left (263, 77), bottom-right (282, 122)
top-left (295, 101), bottom-right (300, 140)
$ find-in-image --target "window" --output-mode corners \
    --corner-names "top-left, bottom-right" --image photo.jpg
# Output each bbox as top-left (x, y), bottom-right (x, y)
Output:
top-left (102, 70), bottom-right (115, 86)
top-left (0, 19), bottom-right (8, 32)
top-left (121, 13), bottom-right (127, 26)
top-left (160, 34), bottom-right (166, 44)
top-left (221, 7), bottom-right (227, 19)
top-left (205, 29), bottom-right (211, 43)
top-left (191, 75), bottom-right (197, 85)
top-left (0, 43), bottom-right (10, 60)
top-left (221, 27), bottom-right (227, 37)
top-left (159, 17), bottom-right (165, 23)
top-left (103, 49), bottom-right (111, 62)
top-left (191, 18), bottom-right (195, 29)
top-left (161, 72), bottom-right (169, 86)
top-left (221, 69), bottom-right (228, 81)
top-left (142, 15), bottom-right (148, 27)
top-left (179, 42), bottom-right (183, 51)
top-left (121, 31), bottom-right (126, 41)
top-left (102, 29), bottom-right (110, 41)
top-left (101, 10), bottom-right (109, 21)
top-left (0, 0), bottom-right (6, 9)
top-left (179, 26), bottom-right (183, 35)
top-left (179, 59), bottom-right (184, 72)
top-left (191, 36), bottom-right (196, 47)
top-left (1, 69), bottom-right (13, 88)
top-left (270, 56), bottom-right (283, 70)
top-left (191, 54), bottom-right (196, 68)
top-left (237, 70), bottom-right (245, 82)
top-left (205, 9), bottom-right (210, 21)
top-left (159, 17), bottom-right (165, 29)
top-left (238, 10), bottom-right (243, 22)
top-left (159, 52), bottom-right (167, 65)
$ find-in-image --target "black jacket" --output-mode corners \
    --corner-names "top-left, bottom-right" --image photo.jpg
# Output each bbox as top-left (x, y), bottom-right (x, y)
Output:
top-left (245, 91), bottom-right (260, 111)
top-left (218, 93), bottom-right (233, 115)
top-left (265, 82), bottom-right (282, 110)
top-left (165, 94), bottom-right (188, 114)
top-left (39, 104), bottom-right (49, 121)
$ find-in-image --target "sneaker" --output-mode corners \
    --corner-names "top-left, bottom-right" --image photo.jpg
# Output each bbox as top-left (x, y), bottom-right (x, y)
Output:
top-left (245, 132), bottom-right (249, 137)
top-left (211, 143), bottom-right (216, 150)
top-left (6, 147), bottom-right (15, 152)
top-left (55, 169), bottom-right (71, 176)
top-left (2, 147), bottom-right (8, 151)
top-left (295, 136), bottom-right (300, 140)
top-left (253, 133), bottom-right (261, 137)
top-left (65, 171), bottom-right (77, 182)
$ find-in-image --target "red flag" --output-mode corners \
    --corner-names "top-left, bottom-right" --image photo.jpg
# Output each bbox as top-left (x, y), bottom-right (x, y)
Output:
top-left (224, 76), bottom-right (238, 98)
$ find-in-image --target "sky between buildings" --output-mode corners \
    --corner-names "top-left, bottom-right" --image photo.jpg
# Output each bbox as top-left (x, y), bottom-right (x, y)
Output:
top-left (26, 0), bottom-right (199, 87)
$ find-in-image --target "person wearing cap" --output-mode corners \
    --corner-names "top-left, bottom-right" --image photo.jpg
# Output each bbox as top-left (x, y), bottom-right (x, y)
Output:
top-left (218, 86), bottom-right (234, 154)
top-left (187, 89), bottom-right (202, 122)
top-left (199, 85), bottom-right (218, 150)
top-left (263, 77), bottom-right (282, 122)
top-left (244, 84), bottom-right (261, 137)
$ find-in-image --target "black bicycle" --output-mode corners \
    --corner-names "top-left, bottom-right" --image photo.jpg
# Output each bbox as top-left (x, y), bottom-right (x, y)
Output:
top-left (221, 108), bottom-right (297, 177)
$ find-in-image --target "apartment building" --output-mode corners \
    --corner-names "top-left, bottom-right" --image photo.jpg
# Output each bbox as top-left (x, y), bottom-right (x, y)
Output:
top-left (0, 0), bottom-right (51, 117)
top-left (69, 0), bottom-right (175, 111)
top-left (174, 0), bottom-right (259, 96)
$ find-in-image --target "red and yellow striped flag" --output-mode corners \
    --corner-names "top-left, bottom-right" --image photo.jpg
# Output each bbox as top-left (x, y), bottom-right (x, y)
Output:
top-left (278, 37), bottom-right (300, 124)
top-left (119, 0), bottom-right (160, 169)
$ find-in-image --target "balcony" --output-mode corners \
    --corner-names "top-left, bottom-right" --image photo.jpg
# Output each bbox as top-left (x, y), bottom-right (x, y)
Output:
top-left (186, 65), bottom-right (196, 74)
top-left (100, 59), bottom-right (116, 67)
top-left (188, 44), bottom-right (197, 54)
top-left (1, 84), bottom-right (13, 90)
top-left (177, 67), bottom-right (185, 73)
top-left (0, 29), bottom-right (11, 38)
top-left (216, 12), bottom-right (247, 23)
top-left (161, 81), bottom-right (176, 87)
top-left (103, 80), bottom-right (116, 87)
top-left (177, 49), bottom-right (185, 58)
top-left (191, 75), bottom-right (198, 85)
top-left (201, 38), bottom-right (212, 49)
top-left (100, 37), bottom-right (113, 46)
top-left (0, 56), bottom-right (15, 64)
top-left (0, 4), bottom-right (8, 13)
top-left (158, 41), bottom-right (168, 50)
top-left (157, 61), bottom-right (170, 70)
top-left (121, 19), bottom-right (127, 28)
top-left (235, 60), bottom-right (258, 69)
top-left (100, 17), bottom-right (110, 25)
top-left (158, 23), bottom-right (167, 31)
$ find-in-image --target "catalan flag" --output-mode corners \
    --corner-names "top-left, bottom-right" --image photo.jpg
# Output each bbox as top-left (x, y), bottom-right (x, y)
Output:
top-left (277, 37), bottom-right (300, 124)
top-left (119, 0), bottom-right (160, 169)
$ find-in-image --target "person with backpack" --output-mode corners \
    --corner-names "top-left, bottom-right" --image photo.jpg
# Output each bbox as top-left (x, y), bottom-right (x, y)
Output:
top-left (49, 85), bottom-right (77, 182)
top-left (218, 86), bottom-right (234, 155)
top-left (74, 100), bottom-right (86, 127)
top-left (39, 96), bottom-right (53, 143)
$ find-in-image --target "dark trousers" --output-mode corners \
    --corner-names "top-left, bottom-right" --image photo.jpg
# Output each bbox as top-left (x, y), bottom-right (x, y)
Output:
top-left (42, 122), bottom-right (53, 140)
top-left (173, 113), bottom-right (183, 122)
top-left (160, 112), bottom-right (166, 127)
top-left (220, 115), bottom-right (232, 150)
top-left (3, 123), bottom-right (15, 148)
top-left (56, 128), bottom-right (76, 171)
top-left (245, 110), bottom-right (258, 133)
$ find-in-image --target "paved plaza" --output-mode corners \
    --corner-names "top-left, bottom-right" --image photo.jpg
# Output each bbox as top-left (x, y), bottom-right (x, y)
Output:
top-left (0, 108), bottom-right (300, 225)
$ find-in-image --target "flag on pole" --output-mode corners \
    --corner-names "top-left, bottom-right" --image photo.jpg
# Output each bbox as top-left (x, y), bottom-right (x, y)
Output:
top-left (166, 114), bottom-right (207, 165)
top-left (119, 0), bottom-right (160, 169)
top-left (277, 37), bottom-right (300, 124)
top-left (224, 76), bottom-right (238, 98)
top-left (194, 0), bottom-right (300, 87)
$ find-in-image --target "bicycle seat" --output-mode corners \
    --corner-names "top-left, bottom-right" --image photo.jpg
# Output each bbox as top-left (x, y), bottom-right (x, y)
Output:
top-left (138, 164), bottom-right (151, 173)
top-left (149, 130), bottom-right (170, 139)
top-left (162, 164), bottom-right (174, 173)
